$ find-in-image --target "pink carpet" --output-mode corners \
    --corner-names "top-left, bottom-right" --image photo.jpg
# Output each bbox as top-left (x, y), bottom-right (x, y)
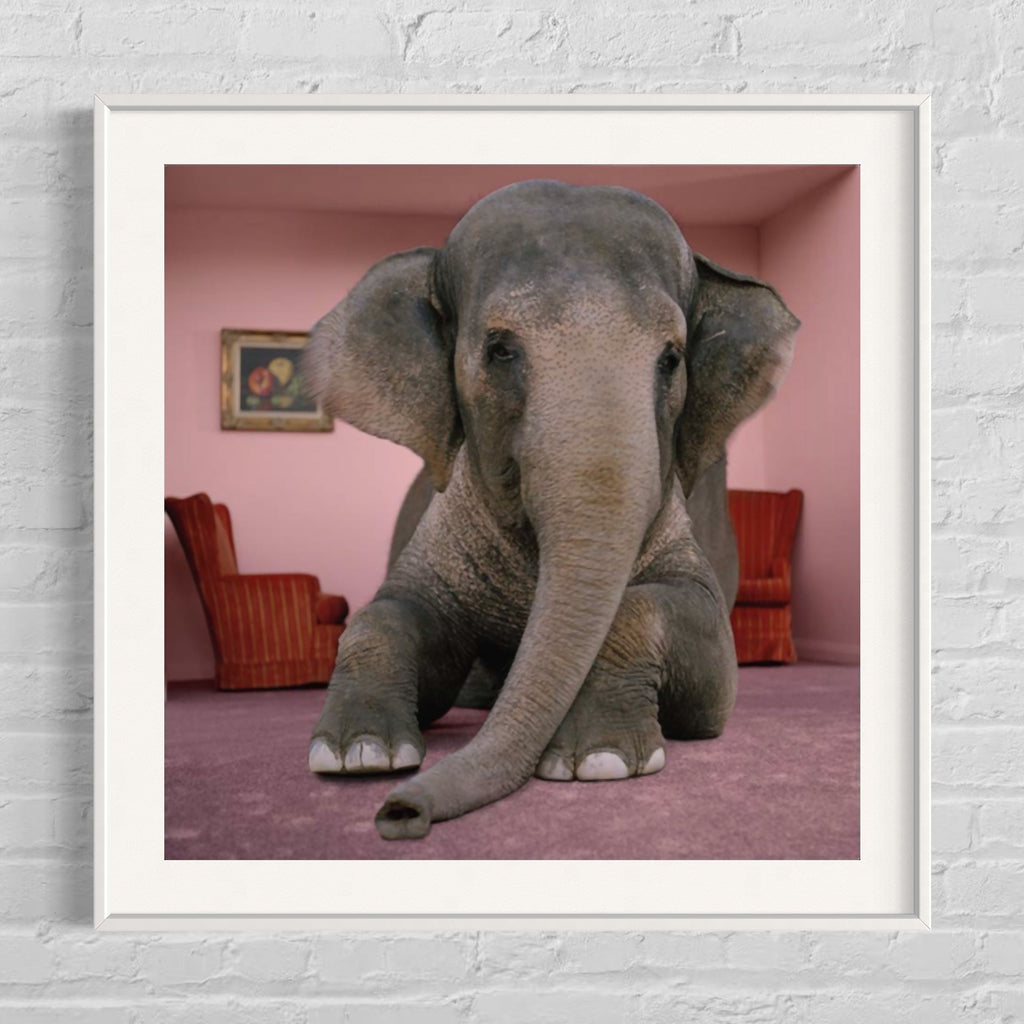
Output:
top-left (165, 662), bottom-right (858, 860)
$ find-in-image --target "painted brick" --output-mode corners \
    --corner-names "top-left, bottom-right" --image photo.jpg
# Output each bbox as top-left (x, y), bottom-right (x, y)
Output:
top-left (233, 938), bottom-right (312, 982)
top-left (940, 135), bottom-right (1024, 197)
top-left (77, 7), bottom-right (241, 57)
top-left (52, 796), bottom-right (91, 850)
top-left (237, 9), bottom-right (394, 61)
top-left (385, 935), bottom-right (474, 980)
top-left (936, 203), bottom-right (1024, 267)
top-left (0, 730), bottom-right (91, 790)
top-left (309, 1005), bottom-right (465, 1024)
top-left (941, 861), bottom-right (1024, 917)
top-left (135, 941), bottom-right (230, 986)
top-left (0, 935), bottom-right (56, 983)
top-left (933, 727), bottom-right (1024, 788)
top-left (0, 336), bottom-right (93, 410)
top-left (724, 931), bottom-right (810, 972)
top-left (971, 275), bottom-right (1024, 325)
top-left (806, 931), bottom-right (898, 974)
top-left (980, 930), bottom-right (1024, 974)
top-left (472, 989), bottom-right (636, 1022)
top-left (0, 409), bottom-right (91, 478)
top-left (784, 990), bottom-right (980, 1024)
top-left (53, 934), bottom-right (139, 982)
top-left (132, 1003), bottom-right (305, 1024)
top-left (0, 548), bottom-right (48, 593)
top-left (315, 938), bottom-right (389, 984)
top-left (980, 989), bottom-right (1024, 1022)
top-left (558, 931), bottom-right (647, 973)
top-left (932, 802), bottom-right (975, 853)
top-left (475, 931), bottom-right (564, 976)
top-left (931, 597), bottom-right (1000, 650)
top-left (0, 797), bottom-right (56, 849)
top-left (0, 862), bottom-right (91, 921)
top-left (978, 801), bottom-right (1024, 853)
top-left (994, 70), bottom-right (1024, 121)
top-left (0, 662), bottom-right (93, 718)
top-left (636, 931), bottom-right (730, 970)
top-left (0, 602), bottom-right (93, 658)
top-left (0, 547), bottom-right (91, 601)
top-left (933, 657), bottom-right (1024, 723)
top-left (0, 9), bottom-right (78, 58)
top-left (9, 484), bottom-right (85, 531)
top-left (888, 930), bottom-right (978, 980)
top-left (0, 1010), bottom-right (131, 1024)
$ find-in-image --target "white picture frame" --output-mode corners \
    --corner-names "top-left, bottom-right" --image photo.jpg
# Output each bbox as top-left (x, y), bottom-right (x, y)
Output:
top-left (95, 95), bottom-right (930, 930)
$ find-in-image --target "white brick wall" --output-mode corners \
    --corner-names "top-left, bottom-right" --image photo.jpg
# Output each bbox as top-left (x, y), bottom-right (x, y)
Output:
top-left (1, 1), bottom-right (1021, 1018)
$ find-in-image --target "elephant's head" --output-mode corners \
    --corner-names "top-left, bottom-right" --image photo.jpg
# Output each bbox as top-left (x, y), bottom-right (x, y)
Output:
top-left (304, 181), bottom-right (798, 833)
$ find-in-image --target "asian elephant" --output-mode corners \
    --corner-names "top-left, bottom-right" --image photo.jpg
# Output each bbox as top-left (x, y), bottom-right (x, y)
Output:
top-left (303, 180), bottom-right (798, 839)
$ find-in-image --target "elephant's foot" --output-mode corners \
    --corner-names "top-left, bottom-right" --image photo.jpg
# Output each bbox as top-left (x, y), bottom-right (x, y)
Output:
top-left (535, 677), bottom-right (666, 782)
top-left (309, 701), bottom-right (425, 775)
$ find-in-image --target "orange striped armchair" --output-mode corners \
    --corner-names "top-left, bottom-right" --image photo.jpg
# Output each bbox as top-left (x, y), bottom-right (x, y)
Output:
top-left (165, 493), bottom-right (348, 690)
top-left (727, 488), bottom-right (804, 664)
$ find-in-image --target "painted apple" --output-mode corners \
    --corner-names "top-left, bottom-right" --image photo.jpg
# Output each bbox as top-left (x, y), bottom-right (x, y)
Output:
top-left (268, 356), bottom-right (294, 387)
top-left (248, 366), bottom-right (273, 397)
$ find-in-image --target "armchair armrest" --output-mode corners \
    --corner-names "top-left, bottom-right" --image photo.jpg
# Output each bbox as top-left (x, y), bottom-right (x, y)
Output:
top-left (735, 559), bottom-right (791, 606)
top-left (316, 592), bottom-right (350, 625)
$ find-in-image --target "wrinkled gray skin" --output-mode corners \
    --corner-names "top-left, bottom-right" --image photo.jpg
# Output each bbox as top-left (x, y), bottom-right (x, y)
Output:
top-left (304, 181), bottom-right (798, 839)
top-left (390, 456), bottom-right (739, 710)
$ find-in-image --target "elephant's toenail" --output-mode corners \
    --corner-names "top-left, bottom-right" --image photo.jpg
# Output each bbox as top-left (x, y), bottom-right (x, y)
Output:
top-left (576, 751), bottom-right (630, 781)
top-left (641, 748), bottom-right (666, 774)
top-left (308, 739), bottom-right (342, 774)
top-left (391, 743), bottom-right (422, 770)
top-left (344, 738), bottom-right (389, 772)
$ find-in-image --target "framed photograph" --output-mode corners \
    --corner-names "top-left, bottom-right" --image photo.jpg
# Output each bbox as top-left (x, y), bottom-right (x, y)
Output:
top-left (96, 96), bottom-right (930, 929)
top-left (219, 329), bottom-right (332, 432)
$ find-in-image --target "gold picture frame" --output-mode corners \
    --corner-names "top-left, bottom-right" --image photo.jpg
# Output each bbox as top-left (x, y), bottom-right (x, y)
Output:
top-left (219, 329), bottom-right (333, 432)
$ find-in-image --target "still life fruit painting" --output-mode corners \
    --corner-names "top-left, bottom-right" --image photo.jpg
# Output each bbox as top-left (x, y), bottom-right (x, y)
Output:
top-left (220, 330), bottom-right (333, 432)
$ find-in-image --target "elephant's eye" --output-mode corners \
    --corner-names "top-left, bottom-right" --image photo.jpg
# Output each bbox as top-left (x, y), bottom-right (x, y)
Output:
top-left (485, 329), bottom-right (519, 365)
top-left (658, 345), bottom-right (683, 380)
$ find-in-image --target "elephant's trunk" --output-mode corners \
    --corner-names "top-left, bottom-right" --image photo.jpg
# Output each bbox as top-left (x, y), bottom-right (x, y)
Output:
top-left (376, 370), bottom-right (661, 838)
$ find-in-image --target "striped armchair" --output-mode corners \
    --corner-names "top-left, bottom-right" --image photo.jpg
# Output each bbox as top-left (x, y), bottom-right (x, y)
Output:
top-left (727, 488), bottom-right (804, 664)
top-left (165, 493), bottom-right (348, 690)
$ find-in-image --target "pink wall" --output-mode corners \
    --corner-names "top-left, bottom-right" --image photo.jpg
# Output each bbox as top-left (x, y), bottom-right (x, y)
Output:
top-left (164, 208), bottom-right (451, 680)
top-left (759, 169), bottom-right (861, 662)
top-left (164, 184), bottom-right (857, 680)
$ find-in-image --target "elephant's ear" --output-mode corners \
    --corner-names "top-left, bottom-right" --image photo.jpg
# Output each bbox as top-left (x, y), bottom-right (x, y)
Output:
top-left (676, 254), bottom-right (799, 496)
top-left (302, 247), bottom-right (462, 491)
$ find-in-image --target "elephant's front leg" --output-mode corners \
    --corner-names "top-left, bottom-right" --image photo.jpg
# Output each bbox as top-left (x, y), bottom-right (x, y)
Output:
top-left (536, 579), bottom-right (736, 781)
top-left (309, 597), bottom-right (474, 775)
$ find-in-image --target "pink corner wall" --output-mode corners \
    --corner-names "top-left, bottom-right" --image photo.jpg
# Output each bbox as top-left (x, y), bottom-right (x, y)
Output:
top-left (164, 178), bottom-right (858, 680)
top-left (164, 208), bottom-right (448, 681)
top-left (758, 169), bottom-right (861, 662)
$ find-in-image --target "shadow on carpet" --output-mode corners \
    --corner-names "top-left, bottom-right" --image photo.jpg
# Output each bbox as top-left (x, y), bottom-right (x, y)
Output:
top-left (165, 662), bottom-right (858, 860)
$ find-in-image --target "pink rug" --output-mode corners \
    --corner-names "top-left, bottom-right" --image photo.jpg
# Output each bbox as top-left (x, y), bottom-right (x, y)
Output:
top-left (165, 661), bottom-right (858, 860)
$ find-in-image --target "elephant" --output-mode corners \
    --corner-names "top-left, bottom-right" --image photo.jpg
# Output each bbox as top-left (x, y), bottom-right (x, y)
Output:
top-left (303, 179), bottom-right (799, 840)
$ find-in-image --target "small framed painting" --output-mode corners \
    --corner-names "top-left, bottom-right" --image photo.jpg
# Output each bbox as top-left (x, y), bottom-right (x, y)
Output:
top-left (220, 329), bottom-right (332, 432)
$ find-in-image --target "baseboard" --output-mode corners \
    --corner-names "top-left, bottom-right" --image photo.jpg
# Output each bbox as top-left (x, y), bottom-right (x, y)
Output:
top-left (794, 638), bottom-right (860, 665)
